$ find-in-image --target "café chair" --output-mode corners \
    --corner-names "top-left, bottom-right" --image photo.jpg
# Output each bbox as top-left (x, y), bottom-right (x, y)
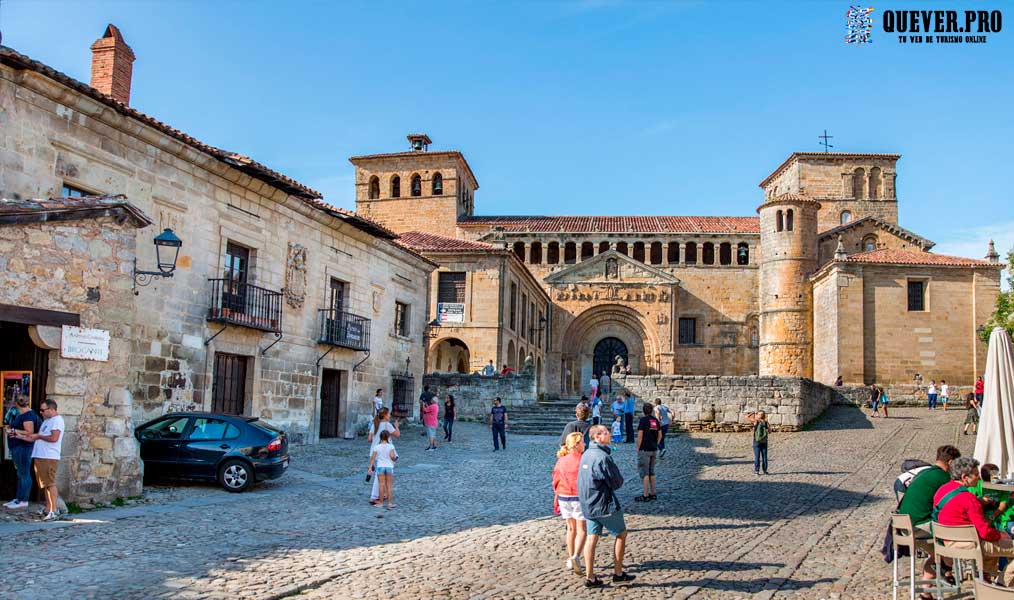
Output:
top-left (975, 577), bottom-right (1014, 599)
top-left (891, 513), bottom-right (936, 600)
top-left (932, 522), bottom-right (984, 599)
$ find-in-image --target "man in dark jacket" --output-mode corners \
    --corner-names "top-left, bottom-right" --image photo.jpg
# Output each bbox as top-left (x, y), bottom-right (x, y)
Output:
top-left (578, 425), bottom-right (635, 588)
top-left (558, 404), bottom-right (591, 447)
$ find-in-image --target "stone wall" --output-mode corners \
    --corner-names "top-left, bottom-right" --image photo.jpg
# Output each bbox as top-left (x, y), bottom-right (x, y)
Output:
top-left (0, 215), bottom-right (144, 502)
top-left (613, 374), bottom-right (837, 431)
top-left (421, 372), bottom-right (536, 418)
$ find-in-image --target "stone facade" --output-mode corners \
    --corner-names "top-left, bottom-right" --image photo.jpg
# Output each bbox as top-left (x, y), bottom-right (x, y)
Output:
top-left (0, 38), bottom-right (436, 502)
top-left (0, 208), bottom-right (146, 502)
top-left (421, 372), bottom-right (536, 418)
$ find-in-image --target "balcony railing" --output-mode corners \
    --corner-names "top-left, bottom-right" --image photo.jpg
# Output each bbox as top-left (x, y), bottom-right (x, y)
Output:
top-left (319, 308), bottom-right (371, 351)
top-left (207, 278), bottom-right (283, 333)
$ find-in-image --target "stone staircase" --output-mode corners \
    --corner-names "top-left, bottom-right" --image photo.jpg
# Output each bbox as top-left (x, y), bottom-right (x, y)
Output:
top-left (508, 398), bottom-right (620, 436)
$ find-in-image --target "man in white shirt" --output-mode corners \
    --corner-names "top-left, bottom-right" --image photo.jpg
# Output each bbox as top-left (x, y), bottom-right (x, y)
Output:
top-left (20, 400), bottom-right (63, 521)
top-left (372, 388), bottom-right (385, 417)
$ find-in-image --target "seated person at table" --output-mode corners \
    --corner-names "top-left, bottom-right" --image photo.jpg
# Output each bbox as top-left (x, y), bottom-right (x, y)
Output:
top-left (896, 444), bottom-right (961, 596)
top-left (973, 463), bottom-right (1014, 535)
top-left (935, 457), bottom-right (1014, 586)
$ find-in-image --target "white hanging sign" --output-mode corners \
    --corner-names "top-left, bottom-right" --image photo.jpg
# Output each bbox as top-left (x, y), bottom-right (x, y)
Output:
top-left (61, 326), bottom-right (111, 362)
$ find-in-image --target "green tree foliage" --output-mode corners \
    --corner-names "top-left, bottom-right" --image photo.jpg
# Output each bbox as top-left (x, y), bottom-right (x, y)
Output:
top-left (981, 250), bottom-right (1014, 343)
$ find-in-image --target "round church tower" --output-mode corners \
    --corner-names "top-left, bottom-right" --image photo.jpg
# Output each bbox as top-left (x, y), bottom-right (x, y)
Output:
top-left (756, 194), bottom-right (820, 378)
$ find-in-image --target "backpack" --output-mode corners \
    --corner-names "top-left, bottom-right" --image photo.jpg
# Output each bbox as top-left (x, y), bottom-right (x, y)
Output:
top-left (753, 420), bottom-right (769, 444)
top-left (893, 460), bottom-right (933, 503)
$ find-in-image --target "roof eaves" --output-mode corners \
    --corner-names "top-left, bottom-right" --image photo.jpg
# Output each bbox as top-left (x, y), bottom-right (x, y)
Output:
top-left (758, 152), bottom-right (902, 189)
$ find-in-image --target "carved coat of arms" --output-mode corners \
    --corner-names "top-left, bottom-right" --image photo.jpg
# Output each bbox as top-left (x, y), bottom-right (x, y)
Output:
top-left (285, 243), bottom-right (308, 309)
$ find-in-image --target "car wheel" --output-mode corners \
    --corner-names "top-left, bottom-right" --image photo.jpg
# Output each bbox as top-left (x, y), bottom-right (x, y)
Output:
top-left (218, 459), bottom-right (252, 493)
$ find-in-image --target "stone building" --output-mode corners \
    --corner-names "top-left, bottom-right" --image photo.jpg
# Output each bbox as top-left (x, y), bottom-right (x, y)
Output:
top-left (0, 29), bottom-right (433, 501)
top-left (353, 138), bottom-right (1003, 397)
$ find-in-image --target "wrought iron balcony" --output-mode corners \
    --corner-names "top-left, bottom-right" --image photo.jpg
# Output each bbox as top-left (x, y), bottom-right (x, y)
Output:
top-left (319, 308), bottom-right (371, 351)
top-left (207, 278), bottom-right (283, 333)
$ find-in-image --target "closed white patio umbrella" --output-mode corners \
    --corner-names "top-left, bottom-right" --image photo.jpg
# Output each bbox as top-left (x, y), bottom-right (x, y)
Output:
top-left (974, 327), bottom-right (1014, 477)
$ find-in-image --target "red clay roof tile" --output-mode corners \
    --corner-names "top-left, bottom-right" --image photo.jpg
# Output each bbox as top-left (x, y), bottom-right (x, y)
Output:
top-left (841, 248), bottom-right (999, 267)
top-left (397, 231), bottom-right (498, 253)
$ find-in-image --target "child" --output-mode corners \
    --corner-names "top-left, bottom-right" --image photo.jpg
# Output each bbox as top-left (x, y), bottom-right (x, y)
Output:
top-left (940, 380), bottom-right (950, 411)
top-left (973, 464), bottom-right (1014, 535)
top-left (368, 430), bottom-right (398, 509)
top-left (963, 392), bottom-right (980, 435)
top-left (611, 415), bottom-right (622, 448)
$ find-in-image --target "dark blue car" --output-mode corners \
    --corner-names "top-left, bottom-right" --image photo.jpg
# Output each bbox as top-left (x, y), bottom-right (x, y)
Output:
top-left (134, 412), bottom-right (289, 492)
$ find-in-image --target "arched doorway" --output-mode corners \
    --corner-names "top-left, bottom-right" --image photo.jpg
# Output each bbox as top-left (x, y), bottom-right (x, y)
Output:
top-left (428, 337), bottom-right (471, 373)
top-left (593, 337), bottom-right (627, 379)
top-left (558, 304), bottom-right (658, 396)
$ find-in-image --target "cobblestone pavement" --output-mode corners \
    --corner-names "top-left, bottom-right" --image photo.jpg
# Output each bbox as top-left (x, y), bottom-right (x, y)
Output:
top-left (0, 406), bottom-right (972, 599)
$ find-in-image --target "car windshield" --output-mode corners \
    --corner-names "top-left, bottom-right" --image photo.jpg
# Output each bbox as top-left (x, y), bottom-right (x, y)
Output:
top-left (250, 420), bottom-right (283, 436)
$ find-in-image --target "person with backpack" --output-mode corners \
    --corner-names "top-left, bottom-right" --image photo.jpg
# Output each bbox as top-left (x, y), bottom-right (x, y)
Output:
top-left (934, 456), bottom-right (1014, 586)
top-left (747, 411), bottom-right (769, 475)
top-left (896, 445), bottom-right (961, 597)
top-left (653, 398), bottom-right (671, 458)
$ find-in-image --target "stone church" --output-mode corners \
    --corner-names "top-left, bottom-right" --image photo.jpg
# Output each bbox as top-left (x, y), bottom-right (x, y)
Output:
top-left (354, 135), bottom-right (1003, 398)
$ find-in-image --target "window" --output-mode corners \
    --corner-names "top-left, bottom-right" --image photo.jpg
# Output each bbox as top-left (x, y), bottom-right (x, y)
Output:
top-left (521, 293), bottom-right (528, 339)
top-left (530, 242), bottom-right (542, 264)
top-left (391, 176), bottom-right (401, 198)
top-left (513, 242), bottom-right (525, 262)
top-left (907, 281), bottom-right (926, 312)
top-left (212, 353), bottom-right (248, 415)
top-left (395, 301), bottom-right (410, 336)
top-left (437, 272), bottom-right (466, 303)
top-left (719, 242), bottom-right (732, 265)
top-left (650, 242), bottom-right (663, 265)
top-left (141, 416), bottom-right (190, 440)
top-left (786, 209), bottom-right (794, 231)
top-left (432, 172), bottom-right (443, 195)
top-left (633, 242), bottom-right (645, 263)
top-left (684, 242), bottom-right (697, 264)
top-left (862, 235), bottom-right (878, 252)
top-left (538, 310), bottom-right (545, 348)
top-left (509, 283), bottom-right (517, 330)
top-left (529, 302), bottom-right (536, 341)
top-left (702, 242), bottom-right (715, 265)
top-left (869, 167), bottom-right (881, 199)
top-left (547, 242), bottom-right (559, 264)
top-left (852, 168), bottom-right (866, 199)
top-left (564, 242), bottom-right (577, 264)
top-left (667, 242), bottom-right (679, 263)
top-left (678, 318), bottom-right (698, 345)
top-left (222, 242), bottom-right (250, 314)
top-left (840, 210), bottom-right (852, 225)
top-left (328, 278), bottom-right (346, 313)
top-left (189, 418), bottom-right (229, 441)
top-left (616, 242), bottom-right (628, 256)
top-left (581, 242), bottom-right (594, 261)
top-left (61, 183), bottom-right (92, 198)
top-left (368, 176), bottom-right (380, 199)
top-left (410, 174), bottom-right (422, 197)
top-left (599, 241), bottom-right (610, 254)
top-left (391, 376), bottom-right (413, 418)
top-left (737, 243), bottom-right (750, 265)
top-left (776, 210), bottom-right (784, 232)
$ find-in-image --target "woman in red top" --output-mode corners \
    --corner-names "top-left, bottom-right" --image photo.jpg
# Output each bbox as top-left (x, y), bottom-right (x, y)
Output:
top-left (976, 376), bottom-right (985, 403)
top-left (553, 432), bottom-right (586, 576)
top-left (934, 457), bottom-right (1014, 586)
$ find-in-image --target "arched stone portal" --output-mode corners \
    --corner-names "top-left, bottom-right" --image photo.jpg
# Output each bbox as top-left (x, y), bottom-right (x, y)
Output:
top-left (560, 304), bottom-right (657, 396)
top-left (428, 337), bottom-right (471, 373)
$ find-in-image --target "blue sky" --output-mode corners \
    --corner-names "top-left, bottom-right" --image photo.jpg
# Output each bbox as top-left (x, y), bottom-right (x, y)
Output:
top-left (2, 0), bottom-right (1012, 263)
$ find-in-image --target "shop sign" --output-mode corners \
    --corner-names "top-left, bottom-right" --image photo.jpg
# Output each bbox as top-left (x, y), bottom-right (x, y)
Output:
top-left (61, 326), bottom-right (110, 362)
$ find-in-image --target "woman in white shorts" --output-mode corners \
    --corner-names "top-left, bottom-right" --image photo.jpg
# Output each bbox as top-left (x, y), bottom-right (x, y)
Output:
top-left (552, 432), bottom-right (587, 575)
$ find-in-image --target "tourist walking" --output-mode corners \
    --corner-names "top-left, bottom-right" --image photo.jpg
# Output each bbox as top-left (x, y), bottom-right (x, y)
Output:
top-left (423, 395), bottom-right (439, 451)
top-left (976, 375), bottom-right (985, 405)
top-left (879, 386), bottom-right (889, 418)
top-left (372, 388), bottom-right (385, 417)
top-left (600, 372), bottom-right (611, 396)
top-left (490, 397), bottom-right (508, 451)
top-left (622, 392), bottom-right (635, 443)
top-left (553, 432), bottom-right (587, 576)
top-left (17, 400), bottom-right (63, 521)
top-left (4, 394), bottom-right (41, 510)
top-left (367, 430), bottom-right (398, 509)
top-left (590, 373), bottom-right (599, 400)
top-left (419, 385), bottom-right (435, 436)
top-left (653, 398), bottom-right (671, 458)
top-left (940, 380), bottom-right (950, 411)
top-left (591, 394), bottom-right (602, 426)
top-left (443, 394), bottom-right (456, 442)
top-left (747, 410), bottom-right (769, 475)
top-left (559, 404), bottom-right (591, 446)
top-left (635, 404), bottom-right (661, 502)
top-left (963, 392), bottom-right (980, 435)
top-left (927, 380), bottom-right (938, 410)
top-left (578, 425), bottom-right (635, 588)
top-left (869, 383), bottom-right (882, 417)
top-left (367, 408), bottom-right (400, 505)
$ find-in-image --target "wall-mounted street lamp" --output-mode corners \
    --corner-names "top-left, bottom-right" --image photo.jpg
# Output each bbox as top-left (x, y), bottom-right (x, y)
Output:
top-left (133, 228), bottom-right (183, 295)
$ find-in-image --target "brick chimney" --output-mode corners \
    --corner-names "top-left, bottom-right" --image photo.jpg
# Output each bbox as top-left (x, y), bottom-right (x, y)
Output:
top-left (90, 24), bottom-right (135, 105)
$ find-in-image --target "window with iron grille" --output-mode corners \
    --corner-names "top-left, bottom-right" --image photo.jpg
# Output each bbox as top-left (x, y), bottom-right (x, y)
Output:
top-left (907, 281), bottom-right (926, 312)
top-left (678, 318), bottom-right (698, 345)
top-left (391, 376), bottom-right (414, 418)
top-left (437, 272), bottom-right (466, 303)
top-left (395, 301), bottom-right (410, 336)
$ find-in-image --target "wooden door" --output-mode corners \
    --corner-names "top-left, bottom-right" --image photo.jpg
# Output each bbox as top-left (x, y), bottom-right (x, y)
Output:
top-left (319, 369), bottom-right (341, 438)
top-left (212, 353), bottom-right (247, 415)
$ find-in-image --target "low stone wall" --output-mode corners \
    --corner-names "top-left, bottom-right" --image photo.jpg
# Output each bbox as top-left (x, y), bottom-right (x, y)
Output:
top-left (421, 372), bottom-right (537, 418)
top-left (612, 374), bottom-right (839, 431)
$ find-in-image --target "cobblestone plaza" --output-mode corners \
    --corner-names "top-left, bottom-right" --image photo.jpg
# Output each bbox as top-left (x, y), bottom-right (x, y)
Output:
top-left (0, 406), bottom-right (971, 599)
